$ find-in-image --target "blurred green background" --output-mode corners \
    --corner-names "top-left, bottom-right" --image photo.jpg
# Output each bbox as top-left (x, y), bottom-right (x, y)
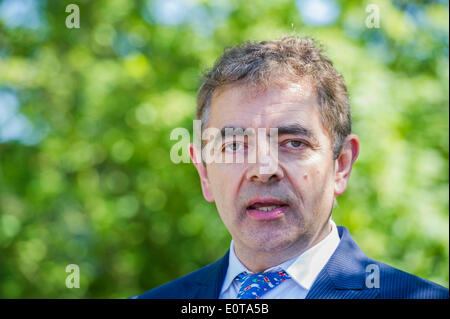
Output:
top-left (0, 0), bottom-right (448, 298)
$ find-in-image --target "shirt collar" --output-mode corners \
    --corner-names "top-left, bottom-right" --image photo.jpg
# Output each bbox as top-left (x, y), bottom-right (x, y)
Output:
top-left (285, 219), bottom-right (340, 290)
top-left (220, 219), bottom-right (340, 294)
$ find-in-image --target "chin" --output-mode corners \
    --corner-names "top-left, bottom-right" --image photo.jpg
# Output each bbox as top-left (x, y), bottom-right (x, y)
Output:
top-left (247, 230), bottom-right (301, 253)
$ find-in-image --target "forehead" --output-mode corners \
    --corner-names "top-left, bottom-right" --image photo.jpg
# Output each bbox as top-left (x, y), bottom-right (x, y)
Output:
top-left (207, 79), bottom-right (324, 132)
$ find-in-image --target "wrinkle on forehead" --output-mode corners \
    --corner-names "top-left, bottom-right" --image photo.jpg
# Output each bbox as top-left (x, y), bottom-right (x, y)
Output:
top-left (211, 78), bottom-right (316, 109)
top-left (208, 79), bottom-right (318, 129)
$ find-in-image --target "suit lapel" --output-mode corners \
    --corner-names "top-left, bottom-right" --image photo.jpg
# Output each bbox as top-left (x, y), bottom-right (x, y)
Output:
top-left (192, 250), bottom-right (230, 299)
top-left (187, 227), bottom-right (380, 299)
top-left (306, 226), bottom-right (380, 299)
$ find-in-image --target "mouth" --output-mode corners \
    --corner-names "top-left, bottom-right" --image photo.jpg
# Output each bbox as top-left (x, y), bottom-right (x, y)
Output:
top-left (246, 199), bottom-right (289, 221)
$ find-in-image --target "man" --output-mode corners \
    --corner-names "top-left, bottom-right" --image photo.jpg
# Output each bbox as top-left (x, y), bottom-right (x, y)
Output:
top-left (133, 36), bottom-right (448, 299)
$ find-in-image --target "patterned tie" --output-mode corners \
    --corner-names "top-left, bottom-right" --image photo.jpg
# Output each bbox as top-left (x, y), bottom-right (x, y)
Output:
top-left (235, 270), bottom-right (291, 299)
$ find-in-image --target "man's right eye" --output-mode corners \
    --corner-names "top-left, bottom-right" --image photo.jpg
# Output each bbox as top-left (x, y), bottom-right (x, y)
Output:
top-left (223, 142), bottom-right (243, 152)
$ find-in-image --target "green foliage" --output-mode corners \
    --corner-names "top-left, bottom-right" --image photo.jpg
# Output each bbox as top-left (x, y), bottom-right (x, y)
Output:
top-left (0, 0), bottom-right (448, 297)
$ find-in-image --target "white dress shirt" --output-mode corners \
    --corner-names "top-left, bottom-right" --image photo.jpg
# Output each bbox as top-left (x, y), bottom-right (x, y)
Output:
top-left (219, 219), bottom-right (340, 299)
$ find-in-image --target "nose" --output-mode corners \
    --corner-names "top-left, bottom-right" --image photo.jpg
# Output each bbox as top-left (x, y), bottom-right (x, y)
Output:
top-left (245, 137), bottom-right (284, 183)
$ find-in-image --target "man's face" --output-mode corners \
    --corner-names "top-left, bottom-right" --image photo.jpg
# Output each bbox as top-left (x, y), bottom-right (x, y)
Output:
top-left (193, 80), bottom-right (341, 255)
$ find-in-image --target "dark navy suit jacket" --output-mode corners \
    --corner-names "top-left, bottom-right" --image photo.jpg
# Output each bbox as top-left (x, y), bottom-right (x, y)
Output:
top-left (133, 226), bottom-right (448, 299)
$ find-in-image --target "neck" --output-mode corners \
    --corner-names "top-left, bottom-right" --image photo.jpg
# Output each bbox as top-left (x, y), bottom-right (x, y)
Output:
top-left (233, 221), bottom-right (333, 273)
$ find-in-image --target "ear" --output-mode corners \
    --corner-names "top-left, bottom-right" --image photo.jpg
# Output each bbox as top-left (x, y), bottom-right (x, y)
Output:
top-left (189, 143), bottom-right (215, 202)
top-left (334, 134), bottom-right (360, 196)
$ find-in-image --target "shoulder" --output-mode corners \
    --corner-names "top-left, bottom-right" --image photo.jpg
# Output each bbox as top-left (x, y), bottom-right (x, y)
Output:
top-left (367, 258), bottom-right (448, 299)
top-left (334, 226), bottom-right (448, 299)
top-left (130, 252), bottom-right (229, 299)
top-left (130, 263), bottom-right (212, 299)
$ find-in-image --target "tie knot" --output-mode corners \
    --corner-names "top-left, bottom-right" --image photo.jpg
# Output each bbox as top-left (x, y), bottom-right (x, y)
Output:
top-left (235, 270), bottom-right (291, 299)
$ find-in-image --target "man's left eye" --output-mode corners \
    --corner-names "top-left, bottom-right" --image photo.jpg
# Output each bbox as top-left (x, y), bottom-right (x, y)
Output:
top-left (225, 142), bottom-right (243, 152)
top-left (286, 140), bottom-right (304, 148)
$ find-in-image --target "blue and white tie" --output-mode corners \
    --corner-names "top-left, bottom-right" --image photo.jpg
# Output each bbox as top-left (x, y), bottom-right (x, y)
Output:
top-left (235, 271), bottom-right (291, 299)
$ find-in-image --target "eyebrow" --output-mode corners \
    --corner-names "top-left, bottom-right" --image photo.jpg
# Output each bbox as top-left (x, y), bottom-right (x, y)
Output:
top-left (220, 126), bottom-right (256, 138)
top-left (276, 123), bottom-right (315, 139)
top-left (219, 123), bottom-right (319, 144)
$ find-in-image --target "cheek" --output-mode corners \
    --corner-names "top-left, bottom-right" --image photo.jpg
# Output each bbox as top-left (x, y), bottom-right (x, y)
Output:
top-left (287, 160), bottom-right (334, 197)
top-left (208, 164), bottom-right (244, 203)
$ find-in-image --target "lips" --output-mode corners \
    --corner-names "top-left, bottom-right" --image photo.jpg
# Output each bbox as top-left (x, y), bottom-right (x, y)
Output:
top-left (246, 198), bottom-right (289, 221)
top-left (249, 205), bottom-right (284, 212)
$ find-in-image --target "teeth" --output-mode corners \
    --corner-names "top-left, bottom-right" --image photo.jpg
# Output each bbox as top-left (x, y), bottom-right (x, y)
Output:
top-left (255, 205), bottom-right (281, 212)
